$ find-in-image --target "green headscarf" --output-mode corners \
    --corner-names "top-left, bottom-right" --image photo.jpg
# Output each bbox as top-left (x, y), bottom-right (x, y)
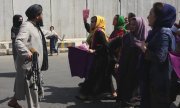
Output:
top-left (114, 15), bottom-right (126, 31)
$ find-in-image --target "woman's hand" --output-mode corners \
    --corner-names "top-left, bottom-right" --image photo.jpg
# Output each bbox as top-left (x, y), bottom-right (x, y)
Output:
top-left (135, 40), bottom-right (147, 53)
top-left (115, 63), bottom-right (119, 71)
top-left (83, 9), bottom-right (89, 22)
top-left (89, 49), bottom-right (95, 53)
top-left (141, 42), bottom-right (147, 53)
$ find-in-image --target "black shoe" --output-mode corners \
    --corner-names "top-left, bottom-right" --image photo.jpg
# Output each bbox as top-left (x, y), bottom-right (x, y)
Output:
top-left (75, 95), bottom-right (88, 101)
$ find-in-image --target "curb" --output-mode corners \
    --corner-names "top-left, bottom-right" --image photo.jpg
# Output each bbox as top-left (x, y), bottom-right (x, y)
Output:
top-left (0, 49), bottom-right (7, 56)
top-left (0, 41), bottom-right (76, 56)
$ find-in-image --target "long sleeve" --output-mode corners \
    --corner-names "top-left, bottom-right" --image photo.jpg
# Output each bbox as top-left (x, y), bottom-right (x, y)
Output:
top-left (15, 23), bottom-right (31, 61)
top-left (145, 32), bottom-right (169, 63)
top-left (108, 37), bottom-right (122, 52)
top-left (11, 27), bottom-right (20, 41)
top-left (84, 22), bottom-right (91, 33)
top-left (41, 29), bottom-right (57, 38)
top-left (11, 29), bottom-right (16, 41)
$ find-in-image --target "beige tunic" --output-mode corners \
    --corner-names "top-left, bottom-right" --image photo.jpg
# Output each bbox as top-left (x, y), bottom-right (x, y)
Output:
top-left (14, 21), bottom-right (52, 100)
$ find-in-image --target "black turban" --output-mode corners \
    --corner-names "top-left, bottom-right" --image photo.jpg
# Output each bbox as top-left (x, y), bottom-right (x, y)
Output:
top-left (25, 4), bottom-right (42, 20)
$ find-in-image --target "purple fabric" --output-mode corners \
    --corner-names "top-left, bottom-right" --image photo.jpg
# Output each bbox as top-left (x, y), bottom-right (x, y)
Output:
top-left (68, 47), bottom-right (94, 78)
top-left (133, 17), bottom-right (149, 41)
top-left (169, 51), bottom-right (180, 78)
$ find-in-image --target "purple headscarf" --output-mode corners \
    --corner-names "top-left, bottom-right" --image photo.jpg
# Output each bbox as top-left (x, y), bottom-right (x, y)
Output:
top-left (132, 17), bottom-right (149, 41)
top-left (146, 3), bottom-right (176, 42)
top-left (155, 3), bottom-right (176, 28)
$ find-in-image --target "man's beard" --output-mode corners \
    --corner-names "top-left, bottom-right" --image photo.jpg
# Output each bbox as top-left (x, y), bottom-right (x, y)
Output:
top-left (36, 19), bottom-right (44, 27)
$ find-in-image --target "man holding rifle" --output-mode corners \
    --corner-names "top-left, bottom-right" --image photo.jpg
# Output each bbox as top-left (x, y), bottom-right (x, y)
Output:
top-left (8, 4), bottom-right (48, 108)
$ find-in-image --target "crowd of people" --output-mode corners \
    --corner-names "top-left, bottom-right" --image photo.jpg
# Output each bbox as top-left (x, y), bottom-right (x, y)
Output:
top-left (75, 2), bottom-right (180, 108)
top-left (7, 1), bottom-right (180, 108)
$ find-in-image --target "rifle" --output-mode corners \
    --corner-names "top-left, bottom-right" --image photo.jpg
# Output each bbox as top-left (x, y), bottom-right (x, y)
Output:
top-left (28, 49), bottom-right (44, 100)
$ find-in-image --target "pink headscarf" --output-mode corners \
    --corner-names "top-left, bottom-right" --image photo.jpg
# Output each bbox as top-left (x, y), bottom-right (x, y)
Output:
top-left (132, 17), bottom-right (149, 41)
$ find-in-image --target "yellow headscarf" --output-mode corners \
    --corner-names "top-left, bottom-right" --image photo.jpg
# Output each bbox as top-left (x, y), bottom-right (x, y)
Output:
top-left (94, 16), bottom-right (106, 34)
top-left (96, 16), bottom-right (108, 42)
top-left (86, 16), bottom-right (108, 47)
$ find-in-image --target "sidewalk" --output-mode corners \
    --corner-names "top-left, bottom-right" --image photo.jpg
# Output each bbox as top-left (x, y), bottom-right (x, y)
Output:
top-left (0, 38), bottom-right (86, 56)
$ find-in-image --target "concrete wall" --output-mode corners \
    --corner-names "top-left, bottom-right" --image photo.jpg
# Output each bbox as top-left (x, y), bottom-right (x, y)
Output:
top-left (120, 0), bottom-right (180, 22)
top-left (0, 0), bottom-right (180, 41)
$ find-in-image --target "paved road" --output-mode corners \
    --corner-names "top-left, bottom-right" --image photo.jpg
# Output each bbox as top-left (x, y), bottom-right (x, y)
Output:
top-left (0, 53), bottom-right (179, 108)
top-left (0, 54), bottom-right (116, 108)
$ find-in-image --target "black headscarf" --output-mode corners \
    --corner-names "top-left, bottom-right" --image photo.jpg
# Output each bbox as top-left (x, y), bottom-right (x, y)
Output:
top-left (25, 4), bottom-right (42, 20)
top-left (13, 15), bottom-right (23, 28)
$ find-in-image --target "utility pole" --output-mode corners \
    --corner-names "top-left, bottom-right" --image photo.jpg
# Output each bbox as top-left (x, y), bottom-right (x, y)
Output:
top-left (119, 0), bottom-right (121, 15)
top-left (86, 0), bottom-right (88, 9)
top-left (85, 0), bottom-right (88, 37)
top-left (50, 0), bottom-right (52, 26)
top-left (12, 0), bottom-right (14, 15)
